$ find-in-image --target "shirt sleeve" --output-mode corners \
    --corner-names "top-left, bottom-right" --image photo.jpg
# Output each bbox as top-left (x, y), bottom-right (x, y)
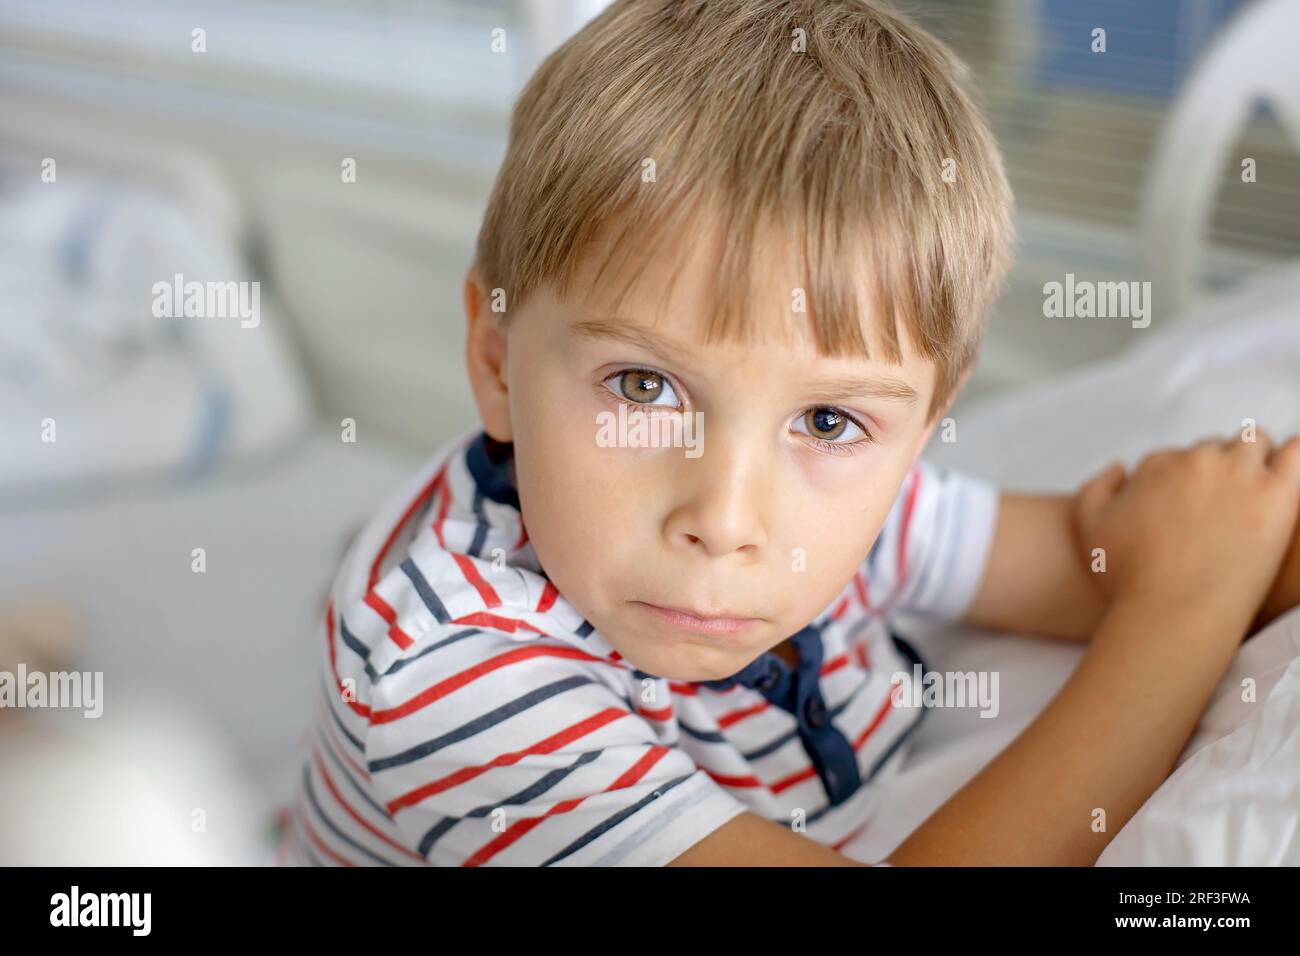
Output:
top-left (863, 459), bottom-right (1000, 621)
top-left (362, 628), bottom-right (749, 866)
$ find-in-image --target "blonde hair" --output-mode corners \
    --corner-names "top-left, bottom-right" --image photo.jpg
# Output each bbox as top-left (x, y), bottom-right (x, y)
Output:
top-left (474, 0), bottom-right (1014, 421)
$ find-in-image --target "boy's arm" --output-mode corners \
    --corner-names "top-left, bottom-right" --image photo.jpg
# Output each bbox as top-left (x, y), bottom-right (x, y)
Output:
top-left (670, 590), bottom-right (1248, 868)
top-left (887, 593), bottom-right (1241, 864)
top-left (1254, 512), bottom-right (1300, 632)
top-left (960, 492), bottom-right (1107, 641)
top-left (671, 435), bottom-right (1300, 867)
top-left (964, 474), bottom-right (1300, 643)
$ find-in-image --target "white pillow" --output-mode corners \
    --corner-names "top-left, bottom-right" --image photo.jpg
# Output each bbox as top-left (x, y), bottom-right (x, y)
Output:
top-left (0, 174), bottom-right (311, 502)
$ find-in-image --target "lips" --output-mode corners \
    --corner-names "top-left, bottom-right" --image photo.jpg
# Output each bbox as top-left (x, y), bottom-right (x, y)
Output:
top-left (632, 601), bottom-right (762, 635)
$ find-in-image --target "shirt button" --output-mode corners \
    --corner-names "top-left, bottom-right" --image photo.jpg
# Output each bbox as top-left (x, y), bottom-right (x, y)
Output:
top-left (803, 694), bottom-right (828, 729)
top-left (755, 659), bottom-right (782, 693)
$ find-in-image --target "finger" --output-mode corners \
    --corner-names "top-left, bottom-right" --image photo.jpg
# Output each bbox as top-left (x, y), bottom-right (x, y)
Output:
top-left (1191, 433), bottom-right (1228, 454)
top-left (1234, 425), bottom-right (1273, 465)
top-left (1268, 435), bottom-right (1300, 485)
top-left (1074, 460), bottom-right (1126, 525)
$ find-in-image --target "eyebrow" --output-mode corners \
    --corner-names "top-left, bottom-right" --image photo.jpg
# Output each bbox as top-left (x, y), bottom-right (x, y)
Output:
top-left (570, 317), bottom-right (920, 406)
top-left (801, 374), bottom-right (919, 406)
top-left (571, 318), bottom-right (690, 361)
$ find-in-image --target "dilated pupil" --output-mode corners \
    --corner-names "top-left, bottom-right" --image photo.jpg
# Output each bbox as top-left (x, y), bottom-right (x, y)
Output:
top-left (620, 371), bottom-right (662, 403)
top-left (808, 407), bottom-right (845, 439)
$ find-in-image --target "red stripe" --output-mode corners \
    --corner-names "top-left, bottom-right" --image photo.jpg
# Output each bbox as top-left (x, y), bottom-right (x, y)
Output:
top-left (716, 700), bottom-right (770, 728)
top-left (431, 475), bottom-right (454, 549)
top-left (386, 707), bottom-right (629, 814)
top-left (770, 765), bottom-right (818, 794)
top-left (313, 750), bottom-right (426, 864)
top-left (296, 798), bottom-right (356, 867)
top-left (833, 820), bottom-right (869, 852)
top-left (831, 595), bottom-right (851, 620)
top-left (706, 769), bottom-right (764, 788)
top-left (326, 601), bottom-right (371, 719)
top-left (453, 610), bottom-right (522, 633)
top-left (895, 467), bottom-right (923, 594)
top-left (536, 580), bottom-right (559, 613)
top-left (371, 644), bottom-right (610, 725)
top-left (854, 571), bottom-right (871, 609)
top-left (821, 654), bottom-right (848, 678)
top-left (853, 692), bottom-right (896, 751)
top-left (370, 466), bottom-right (447, 590)
top-left (462, 746), bottom-right (671, 867)
top-left (636, 703), bottom-right (673, 721)
top-left (363, 590), bottom-right (415, 651)
top-left (452, 553), bottom-right (502, 609)
top-left (855, 641), bottom-right (871, 669)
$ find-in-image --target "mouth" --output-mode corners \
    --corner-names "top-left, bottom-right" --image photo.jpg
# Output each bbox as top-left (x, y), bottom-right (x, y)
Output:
top-left (631, 601), bottom-right (762, 635)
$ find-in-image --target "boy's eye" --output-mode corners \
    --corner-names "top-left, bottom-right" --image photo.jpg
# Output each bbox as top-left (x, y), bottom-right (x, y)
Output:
top-left (604, 368), bottom-right (681, 407)
top-left (793, 407), bottom-right (869, 444)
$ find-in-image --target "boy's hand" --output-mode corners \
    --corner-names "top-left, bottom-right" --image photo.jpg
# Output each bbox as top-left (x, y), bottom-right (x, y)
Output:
top-left (1071, 432), bottom-right (1300, 631)
top-left (1255, 501), bottom-right (1300, 631)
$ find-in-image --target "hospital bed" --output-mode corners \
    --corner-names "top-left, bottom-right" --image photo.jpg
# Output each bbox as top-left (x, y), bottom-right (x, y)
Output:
top-left (2, 0), bottom-right (1298, 865)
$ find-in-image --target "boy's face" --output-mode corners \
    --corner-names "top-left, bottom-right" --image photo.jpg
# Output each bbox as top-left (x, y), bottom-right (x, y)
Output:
top-left (466, 223), bottom-right (946, 682)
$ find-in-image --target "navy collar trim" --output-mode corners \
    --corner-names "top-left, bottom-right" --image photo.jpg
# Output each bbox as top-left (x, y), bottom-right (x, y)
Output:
top-left (465, 430), bottom-right (520, 510)
top-left (700, 621), bottom-right (826, 693)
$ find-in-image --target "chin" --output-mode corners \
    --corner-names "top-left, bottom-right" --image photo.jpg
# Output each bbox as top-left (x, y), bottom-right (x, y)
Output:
top-left (614, 631), bottom-right (760, 683)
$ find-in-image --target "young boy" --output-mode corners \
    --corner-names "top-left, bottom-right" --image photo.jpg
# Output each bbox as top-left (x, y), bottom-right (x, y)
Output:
top-left (285, 0), bottom-right (1300, 866)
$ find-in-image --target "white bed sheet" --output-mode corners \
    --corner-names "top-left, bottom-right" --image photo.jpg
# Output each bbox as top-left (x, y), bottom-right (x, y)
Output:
top-left (0, 426), bottom-right (422, 861)
top-left (843, 259), bottom-right (1300, 865)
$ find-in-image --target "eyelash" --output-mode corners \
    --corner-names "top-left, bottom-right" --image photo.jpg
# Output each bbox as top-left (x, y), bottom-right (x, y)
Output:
top-left (599, 367), bottom-right (877, 455)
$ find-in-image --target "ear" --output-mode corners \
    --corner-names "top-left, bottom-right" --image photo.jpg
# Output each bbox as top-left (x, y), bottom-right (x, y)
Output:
top-left (463, 266), bottom-right (513, 442)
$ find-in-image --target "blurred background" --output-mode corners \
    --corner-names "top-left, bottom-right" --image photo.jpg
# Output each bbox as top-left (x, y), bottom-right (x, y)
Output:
top-left (1, 0), bottom-right (1297, 864)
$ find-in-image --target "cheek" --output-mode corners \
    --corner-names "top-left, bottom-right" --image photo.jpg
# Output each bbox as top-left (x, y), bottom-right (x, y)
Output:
top-left (780, 445), bottom-right (911, 562)
top-left (512, 414), bottom-right (649, 596)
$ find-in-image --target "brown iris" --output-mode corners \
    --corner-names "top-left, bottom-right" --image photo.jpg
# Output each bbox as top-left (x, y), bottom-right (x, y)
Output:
top-left (619, 370), bottom-right (664, 403)
top-left (804, 407), bottom-right (847, 440)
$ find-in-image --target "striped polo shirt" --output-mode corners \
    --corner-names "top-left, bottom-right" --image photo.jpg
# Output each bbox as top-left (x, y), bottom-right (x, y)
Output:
top-left (284, 426), bottom-right (998, 866)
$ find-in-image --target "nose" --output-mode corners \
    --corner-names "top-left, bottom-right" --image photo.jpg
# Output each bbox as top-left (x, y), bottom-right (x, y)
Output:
top-left (662, 431), bottom-right (770, 562)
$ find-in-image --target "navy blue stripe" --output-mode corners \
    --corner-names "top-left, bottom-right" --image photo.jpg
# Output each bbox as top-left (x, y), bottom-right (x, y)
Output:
top-left (302, 766), bottom-right (397, 866)
top-left (378, 628), bottom-right (483, 680)
top-left (575, 620), bottom-right (594, 638)
top-left (315, 725), bottom-right (392, 821)
top-left (468, 490), bottom-right (490, 558)
top-left (321, 680), bottom-right (365, 752)
top-left (367, 675), bottom-right (594, 773)
top-left (338, 615), bottom-right (380, 683)
top-left (400, 558), bottom-right (452, 623)
top-left (742, 726), bottom-right (799, 761)
top-left (416, 750), bottom-right (605, 858)
top-left (863, 633), bottom-right (929, 782)
top-left (676, 719), bottom-right (725, 744)
top-left (541, 771), bottom-right (697, 866)
top-left (295, 816), bottom-right (327, 867)
top-left (866, 704), bottom-right (925, 783)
